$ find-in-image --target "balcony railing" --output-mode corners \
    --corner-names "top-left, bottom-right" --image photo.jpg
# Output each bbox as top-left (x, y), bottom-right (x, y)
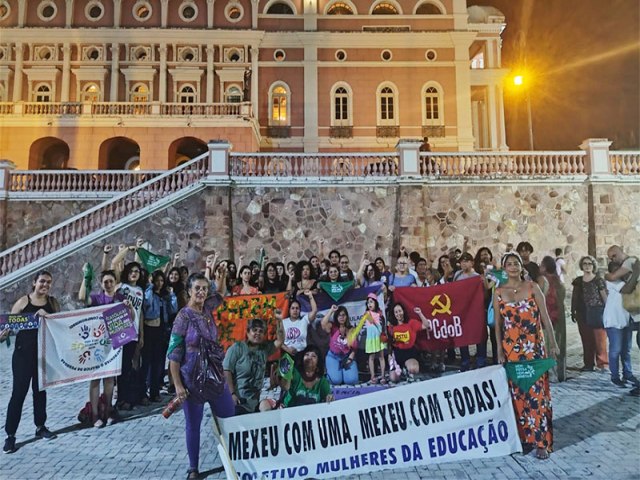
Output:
top-left (9, 170), bottom-right (163, 193)
top-left (419, 151), bottom-right (587, 176)
top-left (230, 153), bottom-right (398, 177)
top-left (610, 152), bottom-right (640, 174)
top-left (0, 101), bottom-right (252, 118)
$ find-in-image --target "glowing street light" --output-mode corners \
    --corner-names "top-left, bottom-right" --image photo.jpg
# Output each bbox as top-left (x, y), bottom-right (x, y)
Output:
top-left (512, 73), bottom-right (534, 150)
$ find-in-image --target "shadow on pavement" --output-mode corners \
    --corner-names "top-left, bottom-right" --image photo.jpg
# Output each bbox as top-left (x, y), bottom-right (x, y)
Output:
top-left (553, 392), bottom-right (639, 450)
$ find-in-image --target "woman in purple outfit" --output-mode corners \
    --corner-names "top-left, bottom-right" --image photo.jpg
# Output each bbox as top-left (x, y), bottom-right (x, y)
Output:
top-left (167, 273), bottom-right (234, 480)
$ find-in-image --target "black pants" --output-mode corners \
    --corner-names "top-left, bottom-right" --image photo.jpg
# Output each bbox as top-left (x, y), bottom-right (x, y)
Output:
top-left (5, 333), bottom-right (47, 436)
top-left (141, 325), bottom-right (168, 398)
top-left (117, 341), bottom-right (138, 405)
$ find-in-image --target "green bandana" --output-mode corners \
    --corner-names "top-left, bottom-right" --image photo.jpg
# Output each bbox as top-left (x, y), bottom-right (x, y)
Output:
top-left (318, 281), bottom-right (354, 302)
top-left (83, 263), bottom-right (94, 286)
top-left (278, 352), bottom-right (295, 381)
top-left (167, 334), bottom-right (184, 357)
top-left (504, 358), bottom-right (557, 391)
top-left (487, 268), bottom-right (508, 287)
top-left (137, 248), bottom-right (171, 272)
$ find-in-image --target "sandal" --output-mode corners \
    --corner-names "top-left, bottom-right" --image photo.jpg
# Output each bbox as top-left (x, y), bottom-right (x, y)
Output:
top-left (535, 447), bottom-right (550, 460)
top-left (380, 377), bottom-right (388, 385)
top-left (369, 377), bottom-right (379, 384)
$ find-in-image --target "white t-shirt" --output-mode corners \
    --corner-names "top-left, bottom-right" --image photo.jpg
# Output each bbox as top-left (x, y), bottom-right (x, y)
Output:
top-left (282, 315), bottom-right (310, 352)
top-left (555, 257), bottom-right (566, 283)
top-left (603, 280), bottom-right (630, 329)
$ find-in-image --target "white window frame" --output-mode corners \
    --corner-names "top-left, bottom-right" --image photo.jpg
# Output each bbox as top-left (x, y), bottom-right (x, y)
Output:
top-left (130, 82), bottom-right (150, 102)
top-left (422, 81), bottom-right (444, 125)
top-left (85, 1), bottom-right (105, 21)
top-left (179, 1), bottom-right (198, 22)
top-left (263, 0), bottom-right (297, 15)
top-left (37, 1), bottom-right (58, 21)
top-left (330, 82), bottom-right (353, 127)
top-left (81, 82), bottom-right (102, 102)
top-left (33, 82), bottom-right (52, 102)
top-left (268, 82), bottom-right (291, 126)
top-left (225, 85), bottom-right (243, 103)
top-left (413, 0), bottom-right (446, 15)
top-left (324, 0), bottom-right (357, 15)
top-left (369, 0), bottom-right (402, 15)
top-left (132, 0), bottom-right (152, 22)
top-left (177, 83), bottom-right (197, 103)
top-left (0, 0), bottom-right (11, 21)
top-left (376, 82), bottom-right (398, 125)
top-left (224, 2), bottom-right (244, 22)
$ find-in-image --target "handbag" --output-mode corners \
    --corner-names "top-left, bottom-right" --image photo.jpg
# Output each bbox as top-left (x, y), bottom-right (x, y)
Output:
top-left (186, 317), bottom-right (226, 401)
top-left (622, 288), bottom-right (640, 315)
top-left (585, 305), bottom-right (605, 329)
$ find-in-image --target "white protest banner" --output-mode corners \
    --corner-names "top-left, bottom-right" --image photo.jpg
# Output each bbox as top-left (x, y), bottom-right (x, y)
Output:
top-left (218, 365), bottom-right (521, 480)
top-left (38, 304), bottom-right (123, 390)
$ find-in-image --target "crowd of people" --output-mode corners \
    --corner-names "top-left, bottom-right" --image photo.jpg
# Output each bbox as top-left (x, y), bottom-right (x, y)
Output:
top-left (2, 238), bottom-right (638, 476)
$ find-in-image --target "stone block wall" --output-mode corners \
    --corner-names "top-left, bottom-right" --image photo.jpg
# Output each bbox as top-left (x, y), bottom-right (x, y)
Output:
top-left (2, 180), bottom-right (638, 311)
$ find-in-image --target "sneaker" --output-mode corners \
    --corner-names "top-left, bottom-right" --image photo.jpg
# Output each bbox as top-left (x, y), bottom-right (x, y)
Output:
top-left (612, 378), bottom-right (627, 388)
top-left (106, 416), bottom-right (116, 426)
top-left (3, 436), bottom-right (16, 454)
top-left (93, 419), bottom-right (105, 429)
top-left (35, 427), bottom-right (57, 440)
top-left (623, 375), bottom-right (640, 386)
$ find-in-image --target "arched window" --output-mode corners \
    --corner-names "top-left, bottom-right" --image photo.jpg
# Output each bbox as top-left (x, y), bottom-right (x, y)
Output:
top-left (34, 83), bottom-right (52, 102)
top-left (424, 85), bottom-right (442, 123)
top-left (130, 83), bottom-right (149, 102)
top-left (81, 83), bottom-right (101, 102)
top-left (378, 85), bottom-right (397, 124)
top-left (372, 2), bottom-right (398, 15)
top-left (266, 1), bottom-right (294, 14)
top-left (225, 85), bottom-right (243, 103)
top-left (269, 84), bottom-right (290, 126)
top-left (178, 85), bottom-right (197, 103)
top-left (326, 1), bottom-right (354, 15)
top-left (331, 85), bottom-right (351, 126)
top-left (415, 1), bottom-right (444, 14)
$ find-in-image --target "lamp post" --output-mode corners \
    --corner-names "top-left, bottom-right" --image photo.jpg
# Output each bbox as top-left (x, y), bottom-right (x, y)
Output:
top-left (513, 74), bottom-right (534, 151)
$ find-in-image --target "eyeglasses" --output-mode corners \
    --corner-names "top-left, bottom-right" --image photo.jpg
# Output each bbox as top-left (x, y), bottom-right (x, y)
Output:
top-left (192, 286), bottom-right (208, 292)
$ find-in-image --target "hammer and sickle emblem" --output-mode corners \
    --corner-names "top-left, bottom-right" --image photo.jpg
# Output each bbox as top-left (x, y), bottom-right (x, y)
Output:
top-left (430, 294), bottom-right (452, 315)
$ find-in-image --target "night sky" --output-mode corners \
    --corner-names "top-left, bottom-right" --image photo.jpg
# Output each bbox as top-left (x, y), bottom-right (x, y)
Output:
top-left (471, 0), bottom-right (639, 150)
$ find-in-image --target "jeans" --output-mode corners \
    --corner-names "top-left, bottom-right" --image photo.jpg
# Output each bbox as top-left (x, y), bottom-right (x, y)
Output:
top-left (5, 331), bottom-right (47, 436)
top-left (606, 325), bottom-right (633, 381)
top-left (326, 351), bottom-right (359, 385)
top-left (141, 325), bottom-right (167, 398)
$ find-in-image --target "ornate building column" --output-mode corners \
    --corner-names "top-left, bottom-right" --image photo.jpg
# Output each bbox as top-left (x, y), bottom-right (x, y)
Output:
top-left (61, 44), bottom-right (71, 101)
top-left (206, 46), bottom-right (214, 103)
top-left (17, 0), bottom-right (26, 27)
top-left (113, 0), bottom-right (122, 28)
top-left (110, 44), bottom-right (120, 101)
top-left (303, 44), bottom-right (318, 152)
top-left (159, 44), bottom-right (167, 102)
top-left (207, 0), bottom-right (215, 28)
top-left (250, 47), bottom-right (258, 116)
top-left (160, 0), bottom-right (169, 27)
top-left (251, 0), bottom-right (258, 29)
top-left (12, 43), bottom-right (23, 102)
top-left (65, 0), bottom-right (74, 27)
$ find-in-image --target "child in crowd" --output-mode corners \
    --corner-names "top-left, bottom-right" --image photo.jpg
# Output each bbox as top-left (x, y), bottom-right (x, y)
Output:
top-left (363, 293), bottom-right (386, 384)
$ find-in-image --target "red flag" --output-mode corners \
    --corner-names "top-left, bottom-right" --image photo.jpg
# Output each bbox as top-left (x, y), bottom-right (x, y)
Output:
top-left (392, 276), bottom-right (487, 350)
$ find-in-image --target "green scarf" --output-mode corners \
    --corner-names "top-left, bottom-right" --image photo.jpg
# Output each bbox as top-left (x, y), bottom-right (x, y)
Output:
top-left (318, 281), bottom-right (354, 302)
top-left (504, 358), bottom-right (557, 391)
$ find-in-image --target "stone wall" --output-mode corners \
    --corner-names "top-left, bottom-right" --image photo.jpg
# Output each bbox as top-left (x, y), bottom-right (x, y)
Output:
top-left (2, 181), bottom-right (639, 311)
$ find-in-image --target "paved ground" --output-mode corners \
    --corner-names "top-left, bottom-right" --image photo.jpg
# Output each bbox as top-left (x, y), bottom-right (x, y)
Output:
top-left (1, 321), bottom-right (639, 480)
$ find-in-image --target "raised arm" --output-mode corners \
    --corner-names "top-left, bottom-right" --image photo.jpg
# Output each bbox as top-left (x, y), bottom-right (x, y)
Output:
top-left (78, 263), bottom-right (93, 305)
top-left (356, 255), bottom-right (368, 287)
top-left (111, 244), bottom-right (133, 279)
top-left (101, 244), bottom-right (113, 272)
top-left (321, 305), bottom-right (338, 333)
top-left (413, 307), bottom-right (430, 330)
top-left (305, 290), bottom-right (318, 322)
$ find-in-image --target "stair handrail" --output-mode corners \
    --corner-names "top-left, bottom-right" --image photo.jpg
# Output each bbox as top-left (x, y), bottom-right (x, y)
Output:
top-left (0, 153), bottom-right (208, 277)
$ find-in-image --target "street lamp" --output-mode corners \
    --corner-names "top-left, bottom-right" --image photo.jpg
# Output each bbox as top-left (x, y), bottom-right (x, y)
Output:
top-left (513, 73), bottom-right (534, 150)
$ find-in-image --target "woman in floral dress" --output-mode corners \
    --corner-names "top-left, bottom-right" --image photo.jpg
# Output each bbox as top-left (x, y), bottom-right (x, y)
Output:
top-left (494, 252), bottom-right (560, 460)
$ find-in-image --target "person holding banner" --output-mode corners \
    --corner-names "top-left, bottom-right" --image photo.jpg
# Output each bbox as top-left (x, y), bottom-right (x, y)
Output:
top-left (3, 270), bottom-right (59, 455)
top-left (321, 305), bottom-right (359, 385)
top-left (168, 273), bottom-right (234, 480)
top-left (78, 268), bottom-right (124, 427)
top-left (494, 252), bottom-right (559, 460)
